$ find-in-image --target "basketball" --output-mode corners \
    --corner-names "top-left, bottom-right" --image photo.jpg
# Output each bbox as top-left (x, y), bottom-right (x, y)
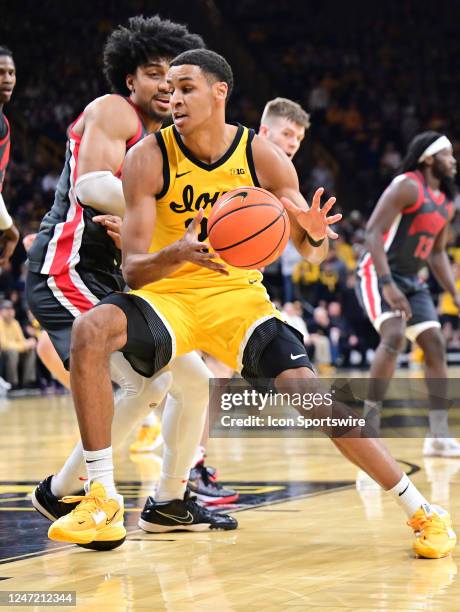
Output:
top-left (207, 186), bottom-right (290, 269)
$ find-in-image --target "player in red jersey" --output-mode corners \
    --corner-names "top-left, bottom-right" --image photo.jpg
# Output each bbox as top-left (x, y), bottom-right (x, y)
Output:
top-left (28, 18), bottom-right (236, 550)
top-left (357, 131), bottom-right (460, 456)
top-left (0, 46), bottom-right (20, 266)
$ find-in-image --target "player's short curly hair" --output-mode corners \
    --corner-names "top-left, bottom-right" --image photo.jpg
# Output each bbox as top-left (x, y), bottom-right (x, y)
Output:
top-left (170, 49), bottom-right (234, 100)
top-left (103, 15), bottom-right (205, 95)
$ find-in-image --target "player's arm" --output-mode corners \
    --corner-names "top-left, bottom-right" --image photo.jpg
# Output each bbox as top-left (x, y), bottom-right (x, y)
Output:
top-left (427, 215), bottom-right (460, 307)
top-left (121, 137), bottom-right (227, 289)
top-left (74, 95), bottom-right (139, 217)
top-left (252, 135), bottom-right (340, 265)
top-left (0, 114), bottom-right (20, 265)
top-left (0, 192), bottom-right (19, 266)
top-left (365, 176), bottom-right (419, 318)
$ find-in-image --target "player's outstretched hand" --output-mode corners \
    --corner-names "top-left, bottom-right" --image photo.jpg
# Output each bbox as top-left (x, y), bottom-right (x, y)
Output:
top-left (0, 224), bottom-right (20, 266)
top-left (178, 208), bottom-right (228, 275)
top-left (93, 214), bottom-right (122, 250)
top-left (281, 188), bottom-right (342, 241)
top-left (382, 282), bottom-right (412, 320)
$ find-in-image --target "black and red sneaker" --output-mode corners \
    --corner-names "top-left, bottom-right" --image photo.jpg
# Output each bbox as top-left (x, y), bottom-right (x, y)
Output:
top-left (188, 462), bottom-right (239, 505)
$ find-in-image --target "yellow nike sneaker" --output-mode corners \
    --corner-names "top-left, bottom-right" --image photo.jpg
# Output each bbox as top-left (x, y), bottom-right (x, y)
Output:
top-left (408, 504), bottom-right (457, 559)
top-left (129, 423), bottom-right (162, 453)
top-left (48, 482), bottom-right (126, 550)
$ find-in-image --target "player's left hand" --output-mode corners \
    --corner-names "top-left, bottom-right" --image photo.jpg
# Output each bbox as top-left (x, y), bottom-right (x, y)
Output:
top-left (22, 233), bottom-right (37, 252)
top-left (281, 188), bottom-right (342, 241)
top-left (93, 214), bottom-right (122, 249)
top-left (0, 224), bottom-right (20, 266)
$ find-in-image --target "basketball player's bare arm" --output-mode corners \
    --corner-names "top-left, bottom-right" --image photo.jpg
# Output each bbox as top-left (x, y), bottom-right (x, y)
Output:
top-left (366, 176), bottom-right (419, 277)
top-left (121, 137), bottom-right (227, 289)
top-left (428, 216), bottom-right (460, 306)
top-left (365, 176), bottom-right (419, 318)
top-left (74, 95), bottom-right (139, 216)
top-left (252, 135), bottom-right (341, 264)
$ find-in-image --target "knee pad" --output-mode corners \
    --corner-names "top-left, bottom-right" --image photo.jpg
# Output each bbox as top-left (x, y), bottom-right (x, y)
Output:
top-left (110, 351), bottom-right (149, 398)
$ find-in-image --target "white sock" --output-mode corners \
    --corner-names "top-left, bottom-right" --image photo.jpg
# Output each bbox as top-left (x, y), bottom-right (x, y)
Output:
top-left (155, 353), bottom-right (210, 502)
top-left (155, 475), bottom-right (188, 503)
top-left (50, 360), bottom-right (171, 498)
top-left (51, 447), bottom-right (88, 497)
top-left (141, 411), bottom-right (158, 428)
top-left (192, 445), bottom-right (206, 467)
top-left (429, 409), bottom-right (449, 438)
top-left (388, 473), bottom-right (430, 518)
top-left (83, 446), bottom-right (119, 500)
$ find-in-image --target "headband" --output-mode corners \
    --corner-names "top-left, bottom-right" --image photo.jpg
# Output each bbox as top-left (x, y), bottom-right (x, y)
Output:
top-left (418, 135), bottom-right (452, 162)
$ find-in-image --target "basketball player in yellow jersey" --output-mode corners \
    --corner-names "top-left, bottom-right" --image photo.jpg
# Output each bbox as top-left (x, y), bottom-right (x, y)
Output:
top-left (54, 50), bottom-right (456, 559)
top-left (186, 97), bottom-right (312, 503)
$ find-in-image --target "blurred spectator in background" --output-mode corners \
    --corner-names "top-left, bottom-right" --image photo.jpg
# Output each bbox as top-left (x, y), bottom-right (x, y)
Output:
top-left (310, 157), bottom-right (335, 196)
top-left (438, 261), bottom-right (460, 348)
top-left (328, 300), bottom-right (368, 368)
top-left (306, 306), bottom-right (333, 373)
top-left (280, 241), bottom-right (302, 303)
top-left (282, 301), bottom-right (309, 342)
top-left (0, 300), bottom-right (36, 388)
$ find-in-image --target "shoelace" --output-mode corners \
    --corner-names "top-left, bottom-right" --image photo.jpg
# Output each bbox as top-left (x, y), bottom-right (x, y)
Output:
top-left (60, 493), bottom-right (107, 520)
top-left (183, 492), bottom-right (213, 521)
top-left (199, 465), bottom-right (223, 490)
top-left (408, 513), bottom-right (446, 537)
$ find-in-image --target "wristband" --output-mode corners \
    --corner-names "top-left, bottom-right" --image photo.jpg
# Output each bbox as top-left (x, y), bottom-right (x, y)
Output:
top-left (305, 232), bottom-right (325, 248)
top-left (378, 274), bottom-right (393, 285)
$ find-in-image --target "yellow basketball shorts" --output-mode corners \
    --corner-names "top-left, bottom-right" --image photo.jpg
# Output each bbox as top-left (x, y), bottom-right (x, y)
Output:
top-left (131, 281), bottom-right (282, 371)
top-left (100, 278), bottom-right (312, 380)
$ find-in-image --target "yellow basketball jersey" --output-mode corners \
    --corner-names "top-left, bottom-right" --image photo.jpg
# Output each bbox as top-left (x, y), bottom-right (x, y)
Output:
top-left (143, 123), bottom-right (263, 292)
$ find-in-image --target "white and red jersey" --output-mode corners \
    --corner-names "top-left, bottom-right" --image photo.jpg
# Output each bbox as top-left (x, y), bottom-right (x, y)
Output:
top-left (28, 97), bottom-right (146, 281)
top-left (358, 170), bottom-right (454, 279)
top-left (357, 170), bottom-right (454, 323)
top-left (0, 112), bottom-right (10, 194)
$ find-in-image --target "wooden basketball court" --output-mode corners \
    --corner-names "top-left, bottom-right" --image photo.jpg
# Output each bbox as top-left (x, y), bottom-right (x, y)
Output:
top-left (0, 387), bottom-right (459, 610)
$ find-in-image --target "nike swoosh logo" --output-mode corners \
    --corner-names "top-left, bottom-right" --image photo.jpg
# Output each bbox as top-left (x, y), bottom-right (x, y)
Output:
top-left (249, 279), bottom-right (258, 285)
top-left (176, 170), bottom-right (192, 178)
top-left (106, 510), bottom-right (119, 525)
top-left (290, 353), bottom-right (306, 360)
top-left (398, 483), bottom-right (409, 497)
top-left (156, 509), bottom-right (194, 524)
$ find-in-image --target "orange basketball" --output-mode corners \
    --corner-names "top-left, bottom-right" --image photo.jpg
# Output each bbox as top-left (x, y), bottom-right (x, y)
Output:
top-left (207, 187), bottom-right (290, 269)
